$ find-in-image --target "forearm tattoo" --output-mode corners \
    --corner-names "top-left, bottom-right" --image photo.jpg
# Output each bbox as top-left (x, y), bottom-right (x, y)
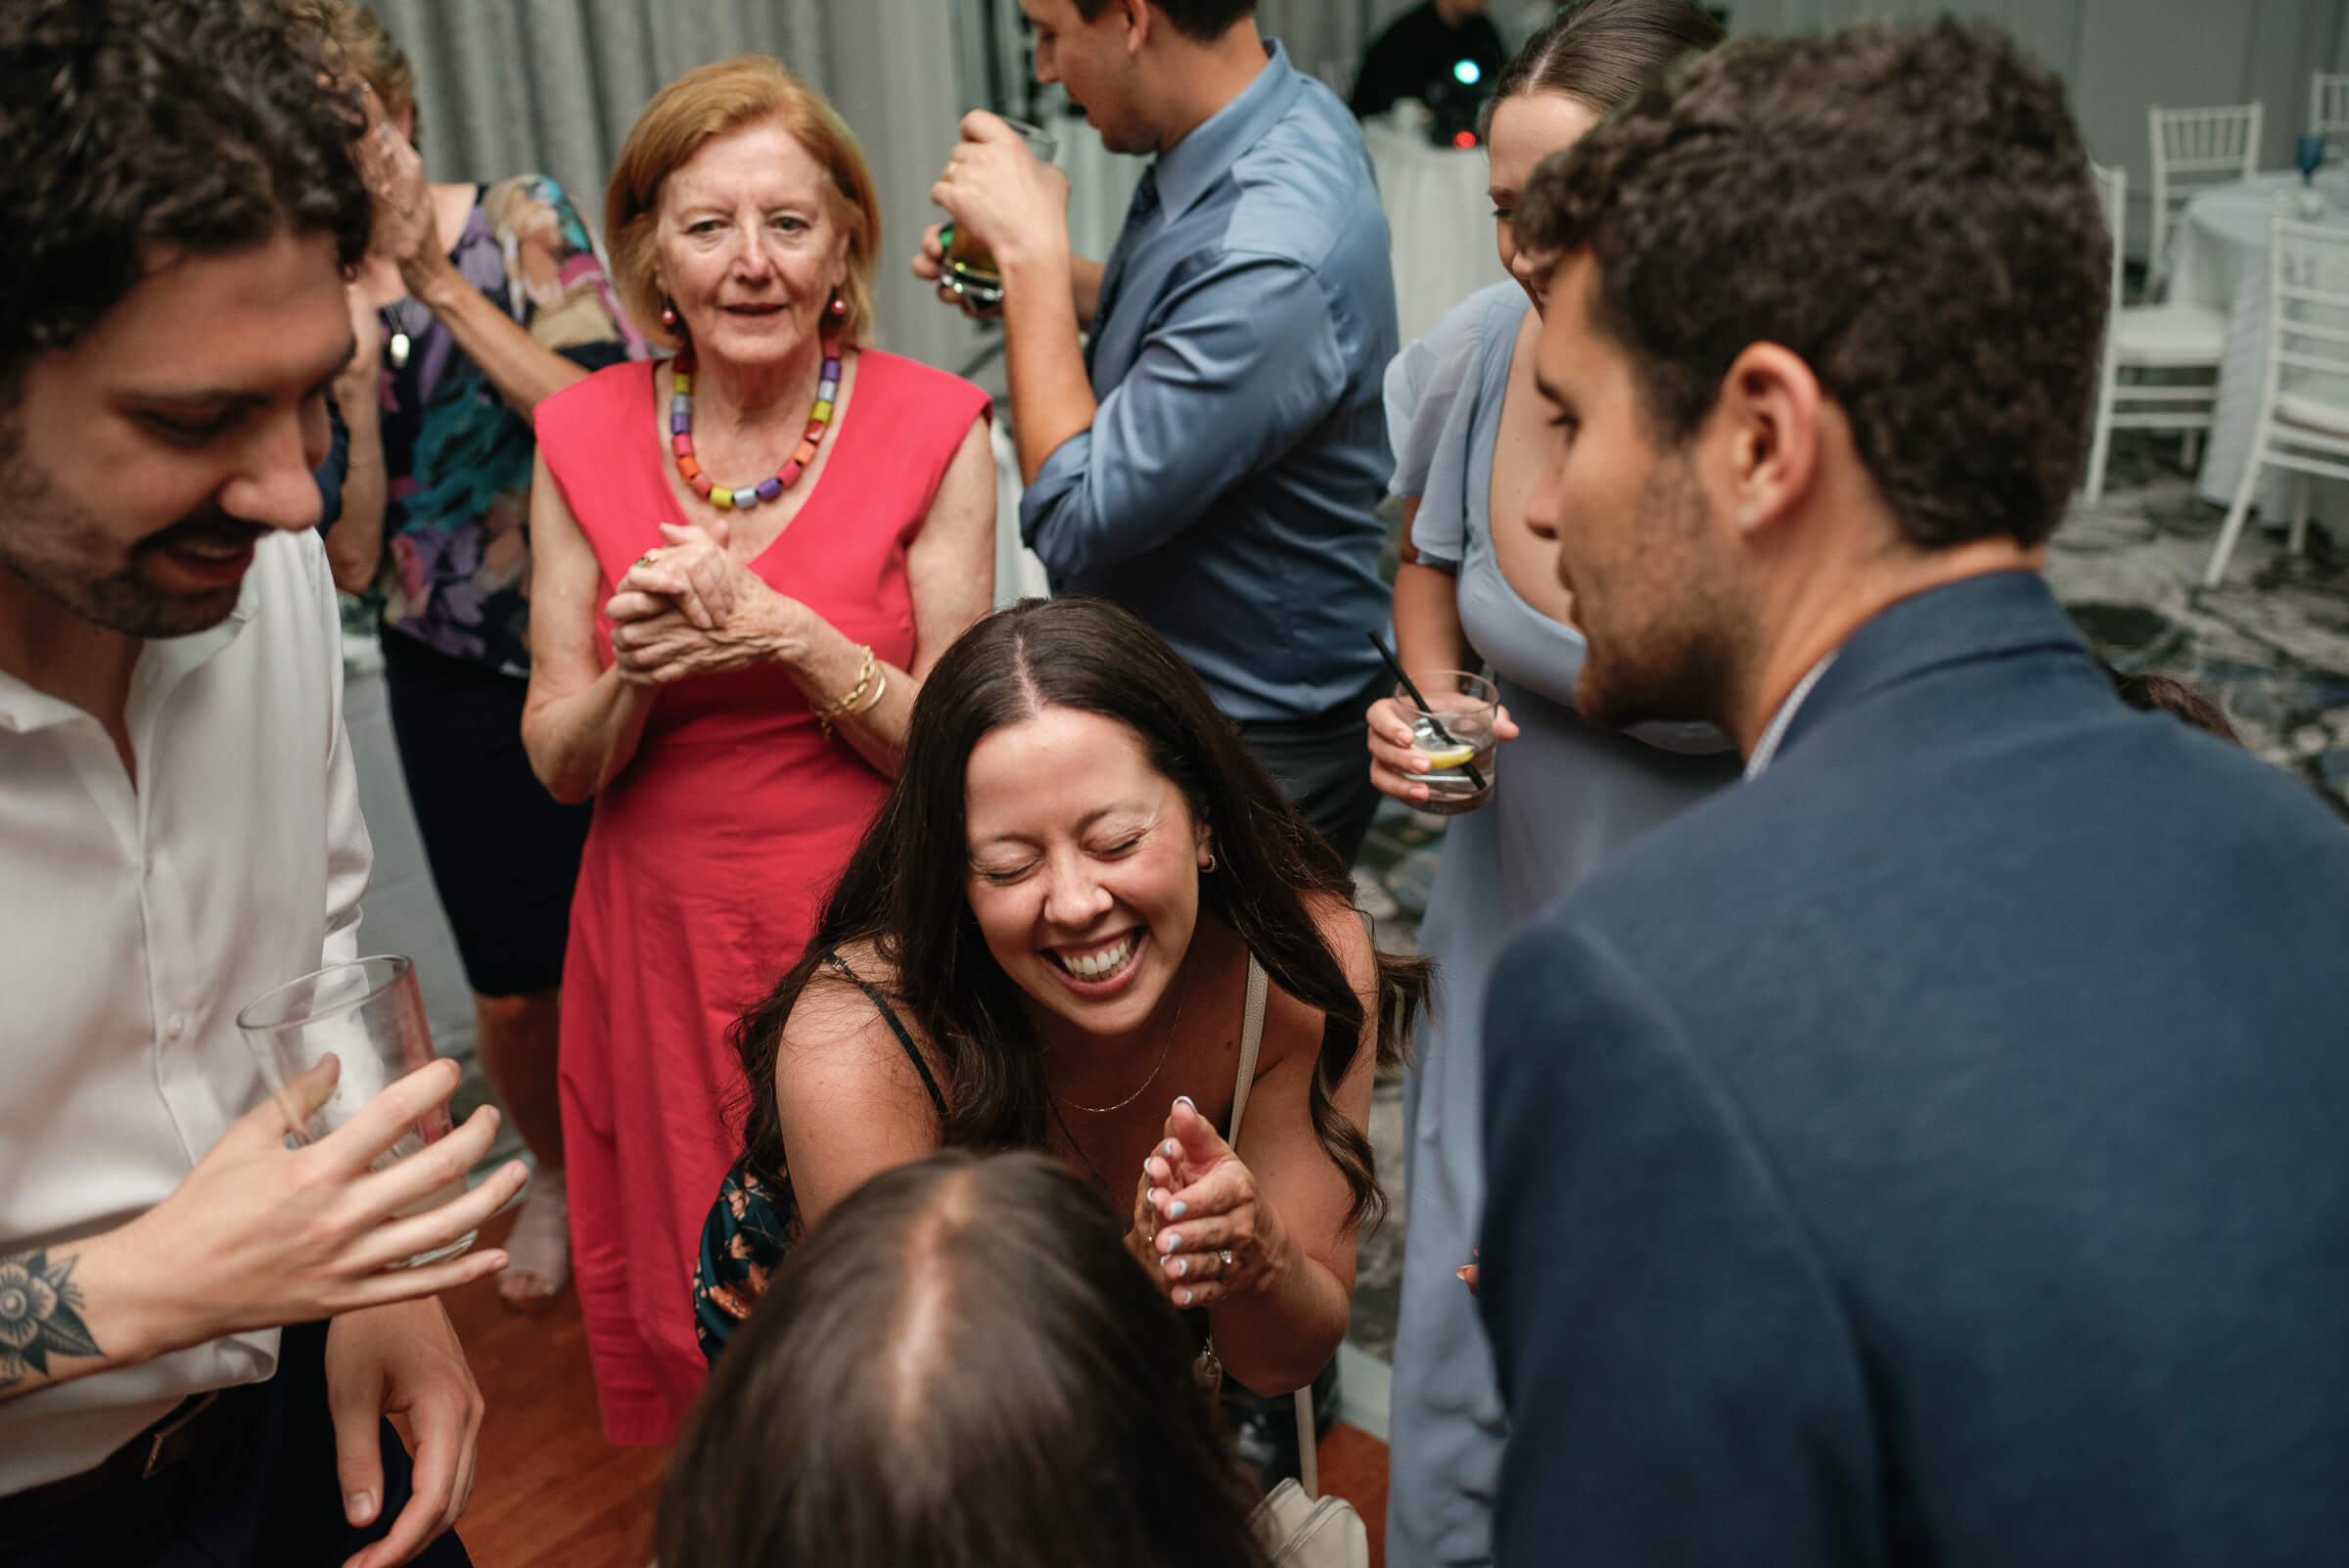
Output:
top-left (0, 1249), bottom-right (103, 1393)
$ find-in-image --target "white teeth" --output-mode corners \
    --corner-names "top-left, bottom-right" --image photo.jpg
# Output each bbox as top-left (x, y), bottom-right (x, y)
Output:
top-left (1062, 933), bottom-right (1136, 980)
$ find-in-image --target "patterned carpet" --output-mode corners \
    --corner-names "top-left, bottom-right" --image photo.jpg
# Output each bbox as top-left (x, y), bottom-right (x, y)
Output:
top-left (1343, 428), bottom-right (2349, 1365)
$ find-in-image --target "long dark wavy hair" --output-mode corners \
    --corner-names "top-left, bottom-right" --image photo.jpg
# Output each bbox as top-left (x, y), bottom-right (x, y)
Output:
top-left (733, 597), bottom-right (1427, 1229)
top-left (662, 1152), bottom-right (1274, 1568)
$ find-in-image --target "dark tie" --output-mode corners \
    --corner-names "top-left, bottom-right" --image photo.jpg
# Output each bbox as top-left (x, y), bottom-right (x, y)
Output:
top-left (1087, 165), bottom-right (1162, 370)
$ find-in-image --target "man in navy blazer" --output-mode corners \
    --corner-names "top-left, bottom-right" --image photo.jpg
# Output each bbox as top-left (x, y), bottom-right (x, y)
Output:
top-left (1477, 19), bottom-right (2349, 1567)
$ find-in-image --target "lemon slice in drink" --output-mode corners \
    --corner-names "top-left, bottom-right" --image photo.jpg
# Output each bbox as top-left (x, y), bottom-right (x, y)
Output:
top-left (1422, 742), bottom-right (1478, 770)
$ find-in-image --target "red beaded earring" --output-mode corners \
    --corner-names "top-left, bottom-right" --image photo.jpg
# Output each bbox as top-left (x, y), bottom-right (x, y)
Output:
top-left (660, 296), bottom-right (678, 329)
top-left (827, 291), bottom-right (847, 320)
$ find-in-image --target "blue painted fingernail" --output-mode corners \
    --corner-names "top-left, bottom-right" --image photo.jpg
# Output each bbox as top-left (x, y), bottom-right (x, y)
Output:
top-left (1175, 1287), bottom-right (1193, 1306)
top-left (1174, 1094), bottom-right (1196, 1111)
top-left (1171, 1258), bottom-right (1188, 1277)
top-left (1163, 1140), bottom-right (1179, 1158)
top-left (1168, 1200), bottom-right (1186, 1219)
top-left (1162, 1231), bottom-right (1180, 1251)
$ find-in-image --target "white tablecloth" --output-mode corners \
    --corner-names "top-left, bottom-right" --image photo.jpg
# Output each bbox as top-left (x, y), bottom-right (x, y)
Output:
top-left (1055, 113), bottom-right (1509, 351)
top-left (2173, 171), bottom-right (2349, 520)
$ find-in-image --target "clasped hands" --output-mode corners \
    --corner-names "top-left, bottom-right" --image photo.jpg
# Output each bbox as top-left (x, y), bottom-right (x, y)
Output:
top-left (1128, 1096), bottom-right (1282, 1310)
top-left (606, 518), bottom-right (799, 685)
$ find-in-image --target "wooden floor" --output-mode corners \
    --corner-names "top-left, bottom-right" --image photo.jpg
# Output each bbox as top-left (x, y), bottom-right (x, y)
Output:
top-left (443, 1212), bottom-right (1389, 1567)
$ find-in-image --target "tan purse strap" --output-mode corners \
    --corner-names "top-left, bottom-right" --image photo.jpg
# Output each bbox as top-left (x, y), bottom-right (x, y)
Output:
top-left (1220, 953), bottom-right (1319, 1499)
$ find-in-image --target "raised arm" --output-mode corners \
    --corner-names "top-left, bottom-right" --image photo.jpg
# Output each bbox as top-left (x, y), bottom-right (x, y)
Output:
top-left (520, 450), bottom-right (657, 803)
top-left (1016, 257), bottom-right (1349, 584)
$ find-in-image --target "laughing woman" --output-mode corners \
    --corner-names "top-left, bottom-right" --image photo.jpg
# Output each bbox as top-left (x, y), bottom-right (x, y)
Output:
top-left (694, 597), bottom-right (1426, 1411)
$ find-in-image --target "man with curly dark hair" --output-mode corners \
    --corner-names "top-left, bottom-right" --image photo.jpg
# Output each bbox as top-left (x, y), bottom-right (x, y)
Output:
top-left (0, 3), bottom-right (526, 1561)
top-left (1477, 19), bottom-right (2349, 1566)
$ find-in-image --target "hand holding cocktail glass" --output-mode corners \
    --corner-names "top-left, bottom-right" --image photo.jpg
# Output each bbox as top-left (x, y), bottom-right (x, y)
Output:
top-left (918, 111), bottom-right (1066, 316)
top-left (1365, 643), bottom-right (1518, 811)
top-left (90, 964), bottom-right (525, 1363)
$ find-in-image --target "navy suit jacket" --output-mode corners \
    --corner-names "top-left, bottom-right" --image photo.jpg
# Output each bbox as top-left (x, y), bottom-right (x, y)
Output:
top-left (1480, 572), bottom-right (2349, 1567)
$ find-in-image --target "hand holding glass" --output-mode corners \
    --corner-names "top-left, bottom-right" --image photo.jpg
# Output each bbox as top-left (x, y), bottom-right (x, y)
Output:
top-left (937, 116), bottom-right (1059, 311)
top-left (1396, 671), bottom-right (1499, 813)
top-left (239, 955), bottom-right (488, 1268)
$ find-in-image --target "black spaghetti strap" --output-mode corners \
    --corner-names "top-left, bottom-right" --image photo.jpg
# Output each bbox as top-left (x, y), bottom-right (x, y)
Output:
top-left (823, 951), bottom-right (947, 1116)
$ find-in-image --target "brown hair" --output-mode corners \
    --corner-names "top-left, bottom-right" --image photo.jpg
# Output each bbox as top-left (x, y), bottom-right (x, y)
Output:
top-left (1485, 0), bottom-right (1725, 132)
top-left (1512, 19), bottom-right (2109, 551)
top-left (661, 1151), bottom-right (1273, 1568)
top-left (1071, 0), bottom-right (1254, 45)
top-left (2108, 669), bottom-right (2242, 745)
top-left (605, 57), bottom-right (881, 349)
top-left (2, 0), bottom-right (370, 394)
top-left (733, 598), bottom-right (1427, 1233)
top-left (274, 0), bottom-right (416, 140)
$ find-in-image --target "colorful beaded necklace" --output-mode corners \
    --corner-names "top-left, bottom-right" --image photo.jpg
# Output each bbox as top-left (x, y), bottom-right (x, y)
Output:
top-left (668, 337), bottom-right (842, 511)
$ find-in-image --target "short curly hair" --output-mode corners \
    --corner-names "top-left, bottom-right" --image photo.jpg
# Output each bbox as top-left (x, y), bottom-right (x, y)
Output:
top-left (1513, 19), bottom-right (2108, 550)
top-left (0, 0), bottom-right (372, 395)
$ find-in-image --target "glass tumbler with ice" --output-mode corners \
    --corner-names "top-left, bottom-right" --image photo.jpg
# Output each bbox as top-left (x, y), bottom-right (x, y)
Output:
top-left (236, 954), bottom-right (477, 1268)
top-left (1400, 670), bottom-right (1498, 813)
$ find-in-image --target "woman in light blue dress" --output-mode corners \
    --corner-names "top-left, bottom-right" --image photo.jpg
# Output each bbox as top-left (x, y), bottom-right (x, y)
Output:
top-left (1365, 3), bottom-right (1731, 1561)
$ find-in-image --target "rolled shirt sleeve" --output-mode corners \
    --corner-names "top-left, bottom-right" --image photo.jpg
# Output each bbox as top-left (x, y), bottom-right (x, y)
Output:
top-left (1020, 255), bottom-right (1350, 585)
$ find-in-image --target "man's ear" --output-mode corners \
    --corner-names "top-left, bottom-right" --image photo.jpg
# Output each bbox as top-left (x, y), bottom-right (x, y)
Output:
top-left (1118, 0), bottom-right (1152, 52)
top-left (1707, 342), bottom-right (1822, 540)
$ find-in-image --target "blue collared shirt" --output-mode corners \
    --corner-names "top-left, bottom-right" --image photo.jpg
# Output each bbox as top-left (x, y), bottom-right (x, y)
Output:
top-left (1020, 42), bottom-right (1397, 722)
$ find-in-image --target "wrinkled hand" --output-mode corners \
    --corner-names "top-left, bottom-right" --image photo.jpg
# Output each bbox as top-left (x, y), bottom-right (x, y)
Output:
top-left (609, 520), bottom-right (736, 631)
top-left (1364, 694), bottom-right (1519, 807)
top-left (1140, 1097), bottom-right (1276, 1310)
top-left (117, 1057), bottom-right (524, 1357)
top-left (927, 112), bottom-right (1070, 275)
top-left (605, 529), bottom-right (800, 688)
top-left (350, 90), bottom-right (439, 279)
top-left (325, 1299), bottom-right (483, 1568)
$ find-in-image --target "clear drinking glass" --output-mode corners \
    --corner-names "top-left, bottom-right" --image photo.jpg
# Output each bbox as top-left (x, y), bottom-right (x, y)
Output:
top-left (237, 954), bottom-right (476, 1268)
top-left (1400, 671), bottom-right (1499, 814)
top-left (940, 115), bottom-right (1061, 310)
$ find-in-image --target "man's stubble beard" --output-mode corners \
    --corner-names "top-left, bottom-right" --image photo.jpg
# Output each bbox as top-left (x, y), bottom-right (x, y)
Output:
top-left (0, 413), bottom-right (252, 640)
top-left (1572, 451), bottom-right (1747, 733)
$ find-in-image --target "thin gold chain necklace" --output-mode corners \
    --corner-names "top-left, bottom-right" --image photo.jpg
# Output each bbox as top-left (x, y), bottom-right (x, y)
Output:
top-left (1050, 994), bottom-right (1183, 1115)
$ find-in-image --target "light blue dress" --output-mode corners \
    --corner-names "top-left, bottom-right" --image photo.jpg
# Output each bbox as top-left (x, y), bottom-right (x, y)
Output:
top-left (1383, 283), bottom-right (1741, 1566)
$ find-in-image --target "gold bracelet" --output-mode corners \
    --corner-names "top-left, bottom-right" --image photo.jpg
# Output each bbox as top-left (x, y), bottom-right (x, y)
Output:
top-left (813, 644), bottom-right (877, 739)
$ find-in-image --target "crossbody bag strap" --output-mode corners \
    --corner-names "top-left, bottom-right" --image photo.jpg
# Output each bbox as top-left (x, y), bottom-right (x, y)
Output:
top-left (1221, 953), bottom-right (1320, 1499)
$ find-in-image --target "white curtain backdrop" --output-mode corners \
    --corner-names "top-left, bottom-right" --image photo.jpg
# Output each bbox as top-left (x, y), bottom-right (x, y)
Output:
top-left (380, 0), bottom-right (2348, 359)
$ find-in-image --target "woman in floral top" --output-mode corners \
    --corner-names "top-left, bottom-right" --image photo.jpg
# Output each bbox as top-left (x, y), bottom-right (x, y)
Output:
top-left (316, 4), bottom-right (643, 1312)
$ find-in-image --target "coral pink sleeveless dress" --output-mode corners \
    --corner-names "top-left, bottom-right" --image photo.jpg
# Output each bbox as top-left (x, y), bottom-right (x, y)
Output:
top-left (533, 350), bottom-right (989, 1444)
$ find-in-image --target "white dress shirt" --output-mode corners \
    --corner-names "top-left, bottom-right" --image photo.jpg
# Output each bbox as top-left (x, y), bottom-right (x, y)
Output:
top-left (0, 530), bottom-right (371, 1493)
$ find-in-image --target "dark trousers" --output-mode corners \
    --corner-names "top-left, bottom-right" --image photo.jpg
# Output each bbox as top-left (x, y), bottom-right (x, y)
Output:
top-left (1236, 676), bottom-right (1389, 868)
top-left (1, 1321), bottom-right (472, 1568)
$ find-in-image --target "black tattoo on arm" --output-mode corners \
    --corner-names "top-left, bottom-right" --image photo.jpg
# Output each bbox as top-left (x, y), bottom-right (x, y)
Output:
top-left (0, 1250), bottom-right (103, 1394)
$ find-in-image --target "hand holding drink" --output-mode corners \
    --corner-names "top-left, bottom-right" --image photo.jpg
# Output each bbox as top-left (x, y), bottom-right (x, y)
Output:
top-left (1365, 657), bottom-right (1518, 811)
top-left (919, 112), bottom-right (1064, 314)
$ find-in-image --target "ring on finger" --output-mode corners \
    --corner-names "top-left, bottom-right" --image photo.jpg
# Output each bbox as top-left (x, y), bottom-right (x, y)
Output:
top-left (636, 549), bottom-right (661, 570)
top-left (1220, 1249), bottom-right (1235, 1268)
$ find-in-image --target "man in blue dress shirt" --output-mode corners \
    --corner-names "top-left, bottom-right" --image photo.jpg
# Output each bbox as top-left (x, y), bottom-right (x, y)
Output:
top-left (924, 0), bottom-right (1398, 863)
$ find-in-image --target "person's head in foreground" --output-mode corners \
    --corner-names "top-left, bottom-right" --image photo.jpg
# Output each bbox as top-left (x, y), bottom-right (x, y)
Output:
top-left (732, 593), bottom-right (1418, 1239)
top-left (1511, 18), bottom-right (2108, 749)
top-left (1485, 0), bottom-right (1725, 309)
top-left (663, 1150), bottom-right (1273, 1568)
top-left (0, 0), bottom-right (370, 640)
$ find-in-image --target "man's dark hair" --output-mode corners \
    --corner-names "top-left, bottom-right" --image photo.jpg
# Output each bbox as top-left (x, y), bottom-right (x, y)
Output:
top-left (2108, 667), bottom-right (2243, 746)
top-left (1513, 19), bottom-right (2108, 550)
top-left (661, 1151), bottom-right (1274, 1568)
top-left (0, 0), bottom-right (372, 392)
top-left (1072, 0), bottom-right (1254, 46)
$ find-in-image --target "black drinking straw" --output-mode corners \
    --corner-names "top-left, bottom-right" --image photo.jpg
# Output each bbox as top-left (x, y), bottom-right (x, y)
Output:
top-left (1367, 630), bottom-right (1487, 792)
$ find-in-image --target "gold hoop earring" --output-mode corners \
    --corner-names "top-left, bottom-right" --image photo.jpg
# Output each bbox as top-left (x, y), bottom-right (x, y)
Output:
top-left (1200, 851), bottom-right (1217, 874)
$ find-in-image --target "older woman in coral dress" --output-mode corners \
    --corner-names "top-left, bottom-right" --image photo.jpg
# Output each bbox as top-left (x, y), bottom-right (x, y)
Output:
top-left (524, 57), bottom-right (995, 1444)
